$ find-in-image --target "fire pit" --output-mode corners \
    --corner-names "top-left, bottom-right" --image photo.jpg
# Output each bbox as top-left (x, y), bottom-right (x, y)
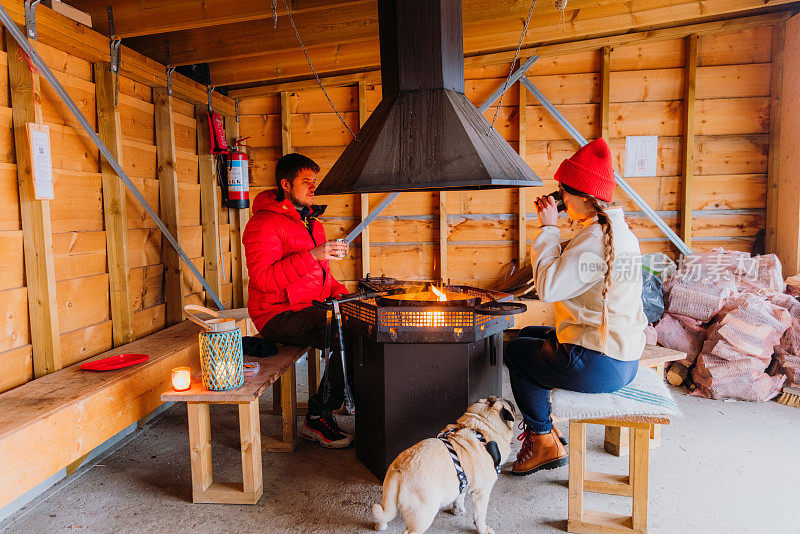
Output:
top-left (341, 277), bottom-right (525, 479)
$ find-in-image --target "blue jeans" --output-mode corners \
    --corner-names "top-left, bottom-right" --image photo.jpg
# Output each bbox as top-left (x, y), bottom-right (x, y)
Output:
top-left (506, 326), bottom-right (639, 433)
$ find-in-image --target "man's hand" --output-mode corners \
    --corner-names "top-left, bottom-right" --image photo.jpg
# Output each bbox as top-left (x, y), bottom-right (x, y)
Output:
top-left (309, 240), bottom-right (348, 261)
top-left (535, 195), bottom-right (559, 227)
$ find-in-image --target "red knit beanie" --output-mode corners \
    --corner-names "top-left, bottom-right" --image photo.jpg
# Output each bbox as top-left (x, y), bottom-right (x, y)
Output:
top-left (554, 138), bottom-right (616, 202)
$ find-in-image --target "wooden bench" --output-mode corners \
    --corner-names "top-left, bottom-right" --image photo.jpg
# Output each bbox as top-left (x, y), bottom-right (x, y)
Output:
top-left (0, 315), bottom-right (254, 511)
top-left (162, 346), bottom-right (310, 505)
top-left (603, 345), bottom-right (686, 456)
top-left (569, 415), bottom-right (671, 534)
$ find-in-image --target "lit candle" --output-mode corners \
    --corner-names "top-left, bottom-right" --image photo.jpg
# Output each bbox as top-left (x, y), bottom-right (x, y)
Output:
top-left (171, 367), bottom-right (191, 391)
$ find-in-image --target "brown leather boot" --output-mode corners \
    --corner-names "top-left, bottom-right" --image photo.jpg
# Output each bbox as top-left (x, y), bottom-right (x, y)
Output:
top-left (553, 423), bottom-right (568, 446)
top-left (512, 428), bottom-right (569, 476)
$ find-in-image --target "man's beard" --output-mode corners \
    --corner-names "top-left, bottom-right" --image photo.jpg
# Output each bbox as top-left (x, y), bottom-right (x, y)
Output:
top-left (287, 188), bottom-right (312, 209)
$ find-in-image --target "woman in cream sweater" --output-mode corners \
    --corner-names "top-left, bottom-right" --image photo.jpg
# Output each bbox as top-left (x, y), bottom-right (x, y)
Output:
top-left (507, 138), bottom-right (647, 476)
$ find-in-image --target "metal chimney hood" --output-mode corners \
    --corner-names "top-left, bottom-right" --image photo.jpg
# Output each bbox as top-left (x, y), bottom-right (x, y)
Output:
top-left (315, 0), bottom-right (542, 195)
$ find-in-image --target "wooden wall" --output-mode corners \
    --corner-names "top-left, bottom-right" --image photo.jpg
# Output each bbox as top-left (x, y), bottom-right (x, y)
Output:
top-left (238, 25), bottom-right (773, 292)
top-left (0, 40), bottom-right (236, 393)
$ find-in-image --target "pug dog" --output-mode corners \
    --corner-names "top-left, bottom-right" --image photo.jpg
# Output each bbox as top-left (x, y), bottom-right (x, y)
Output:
top-left (371, 397), bottom-right (516, 534)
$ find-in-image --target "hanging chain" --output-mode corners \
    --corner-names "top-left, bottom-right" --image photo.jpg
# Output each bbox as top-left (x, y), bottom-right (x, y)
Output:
top-left (488, 0), bottom-right (537, 134)
top-left (271, 0), bottom-right (278, 28)
top-left (278, 0), bottom-right (359, 141)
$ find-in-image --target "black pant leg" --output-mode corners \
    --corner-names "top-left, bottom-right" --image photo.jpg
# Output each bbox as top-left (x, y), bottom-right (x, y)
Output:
top-left (260, 306), bottom-right (353, 416)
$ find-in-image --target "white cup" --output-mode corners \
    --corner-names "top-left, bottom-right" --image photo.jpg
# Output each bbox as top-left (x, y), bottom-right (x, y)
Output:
top-left (334, 238), bottom-right (349, 259)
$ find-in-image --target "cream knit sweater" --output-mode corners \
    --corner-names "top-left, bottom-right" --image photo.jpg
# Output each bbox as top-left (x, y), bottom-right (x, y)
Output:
top-left (531, 207), bottom-right (647, 362)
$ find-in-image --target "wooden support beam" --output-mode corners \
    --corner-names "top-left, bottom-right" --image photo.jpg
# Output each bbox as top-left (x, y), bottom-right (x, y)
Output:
top-left (220, 10), bottom-right (791, 88)
top-left (153, 87), bottom-right (185, 325)
top-left (0, 0), bottom-right (235, 115)
top-left (7, 35), bottom-right (62, 377)
top-left (358, 81), bottom-right (370, 277)
top-left (766, 21), bottom-right (785, 255)
top-left (439, 192), bottom-right (448, 282)
top-left (600, 45), bottom-right (611, 140)
top-left (70, 0), bottom-right (372, 38)
top-left (127, 2), bottom-right (379, 66)
top-left (196, 106), bottom-right (223, 308)
top-left (225, 117), bottom-right (249, 308)
top-left (776, 13), bottom-right (800, 277)
top-left (150, 0), bottom-right (797, 67)
top-left (281, 92), bottom-right (292, 156)
top-left (94, 63), bottom-right (134, 346)
top-left (230, 71), bottom-right (381, 99)
top-left (518, 81), bottom-right (528, 266)
top-left (680, 35), bottom-right (698, 249)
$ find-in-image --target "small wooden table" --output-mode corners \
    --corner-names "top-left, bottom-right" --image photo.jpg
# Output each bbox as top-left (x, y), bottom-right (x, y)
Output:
top-left (162, 345), bottom-right (309, 504)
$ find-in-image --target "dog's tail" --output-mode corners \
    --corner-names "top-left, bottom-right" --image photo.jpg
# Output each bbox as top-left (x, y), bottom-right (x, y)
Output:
top-left (371, 471), bottom-right (399, 530)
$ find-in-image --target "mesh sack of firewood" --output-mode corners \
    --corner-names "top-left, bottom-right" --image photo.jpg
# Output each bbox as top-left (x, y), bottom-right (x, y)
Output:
top-left (666, 280), bottom-right (734, 322)
top-left (655, 313), bottom-right (706, 365)
top-left (714, 316), bottom-right (783, 362)
top-left (693, 353), bottom-right (785, 401)
top-left (644, 323), bottom-right (658, 345)
top-left (720, 294), bottom-right (792, 334)
top-left (769, 293), bottom-right (800, 387)
top-left (735, 254), bottom-right (785, 293)
top-left (773, 349), bottom-right (800, 387)
top-left (663, 247), bottom-right (755, 290)
top-left (691, 294), bottom-right (791, 401)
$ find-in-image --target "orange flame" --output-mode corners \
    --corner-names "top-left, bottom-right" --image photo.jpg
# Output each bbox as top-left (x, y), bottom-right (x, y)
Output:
top-left (430, 284), bottom-right (447, 301)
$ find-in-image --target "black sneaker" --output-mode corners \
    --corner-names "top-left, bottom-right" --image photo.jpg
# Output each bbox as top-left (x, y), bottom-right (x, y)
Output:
top-left (299, 413), bottom-right (353, 449)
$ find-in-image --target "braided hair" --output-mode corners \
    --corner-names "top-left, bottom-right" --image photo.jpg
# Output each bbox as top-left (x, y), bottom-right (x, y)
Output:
top-left (562, 184), bottom-right (615, 347)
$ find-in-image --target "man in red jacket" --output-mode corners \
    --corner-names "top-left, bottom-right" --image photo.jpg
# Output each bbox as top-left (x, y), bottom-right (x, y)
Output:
top-left (243, 153), bottom-right (353, 448)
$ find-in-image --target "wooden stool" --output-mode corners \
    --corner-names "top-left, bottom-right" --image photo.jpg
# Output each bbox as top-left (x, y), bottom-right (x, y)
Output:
top-left (569, 415), bottom-right (671, 534)
top-left (603, 345), bottom-right (685, 456)
top-left (161, 346), bottom-right (308, 504)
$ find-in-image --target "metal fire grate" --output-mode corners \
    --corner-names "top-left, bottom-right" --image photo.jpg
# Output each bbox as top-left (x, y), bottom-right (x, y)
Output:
top-left (340, 277), bottom-right (514, 343)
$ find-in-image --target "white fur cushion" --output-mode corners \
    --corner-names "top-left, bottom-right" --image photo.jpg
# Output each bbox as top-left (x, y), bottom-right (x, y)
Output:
top-left (551, 366), bottom-right (681, 421)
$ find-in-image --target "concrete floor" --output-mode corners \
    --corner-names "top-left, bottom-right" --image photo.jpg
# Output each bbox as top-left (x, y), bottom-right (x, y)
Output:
top-left (3, 362), bottom-right (799, 534)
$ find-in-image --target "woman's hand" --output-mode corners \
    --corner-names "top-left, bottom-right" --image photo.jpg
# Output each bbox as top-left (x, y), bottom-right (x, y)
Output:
top-left (535, 195), bottom-right (559, 227)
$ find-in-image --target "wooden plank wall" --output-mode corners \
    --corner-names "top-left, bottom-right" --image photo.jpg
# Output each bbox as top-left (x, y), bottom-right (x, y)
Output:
top-left (0, 40), bottom-right (236, 394)
top-left (239, 25), bottom-right (773, 293)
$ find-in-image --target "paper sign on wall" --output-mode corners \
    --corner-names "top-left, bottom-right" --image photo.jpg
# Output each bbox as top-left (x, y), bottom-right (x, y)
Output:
top-left (27, 123), bottom-right (54, 199)
top-left (624, 135), bottom-right (658, 178)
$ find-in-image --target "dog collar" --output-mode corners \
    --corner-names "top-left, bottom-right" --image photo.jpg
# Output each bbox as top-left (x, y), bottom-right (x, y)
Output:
top-left (437, 428), bottom-right (502, 495)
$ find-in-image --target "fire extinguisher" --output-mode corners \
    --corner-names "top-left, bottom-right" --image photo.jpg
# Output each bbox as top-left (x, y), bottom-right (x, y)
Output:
top-left (206, 104), bottom-right (250, 209)
top-left (225, 138), bottom-right (250, 209)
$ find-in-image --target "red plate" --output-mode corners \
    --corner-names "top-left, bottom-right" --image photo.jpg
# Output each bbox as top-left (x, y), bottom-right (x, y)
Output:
top-left (81, 353), bottom-right (150, 371)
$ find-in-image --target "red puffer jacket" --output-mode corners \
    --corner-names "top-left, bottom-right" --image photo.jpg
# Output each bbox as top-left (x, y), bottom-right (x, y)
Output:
top-left (243, 189), bottom-right (348, 331)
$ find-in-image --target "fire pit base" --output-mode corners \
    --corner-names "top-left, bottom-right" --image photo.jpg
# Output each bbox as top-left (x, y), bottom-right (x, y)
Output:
top-left (353, 333), bottom-right (503, 480)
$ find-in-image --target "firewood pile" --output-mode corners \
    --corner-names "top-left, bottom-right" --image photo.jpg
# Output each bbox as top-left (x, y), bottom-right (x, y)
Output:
top-left (654, 248), bottom-right (800, 402)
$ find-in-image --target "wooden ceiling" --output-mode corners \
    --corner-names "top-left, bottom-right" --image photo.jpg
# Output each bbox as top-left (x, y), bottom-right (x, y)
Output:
top-left (70, 0), bottom-right (799, 90)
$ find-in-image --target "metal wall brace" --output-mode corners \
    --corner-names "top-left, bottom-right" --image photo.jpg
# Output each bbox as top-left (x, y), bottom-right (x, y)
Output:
top-left (107, 6), bottom-right (121, 106)
top-left (24, 0), bottom-right (40, 39)
top-left (207, 85), bottom-right (215, 113)
top-left (0, 3), bottom-right (226, 309)
top-left (477, 55), bottom-right (539, 114)
top-left (165, 40), bottom-right (175, 96)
